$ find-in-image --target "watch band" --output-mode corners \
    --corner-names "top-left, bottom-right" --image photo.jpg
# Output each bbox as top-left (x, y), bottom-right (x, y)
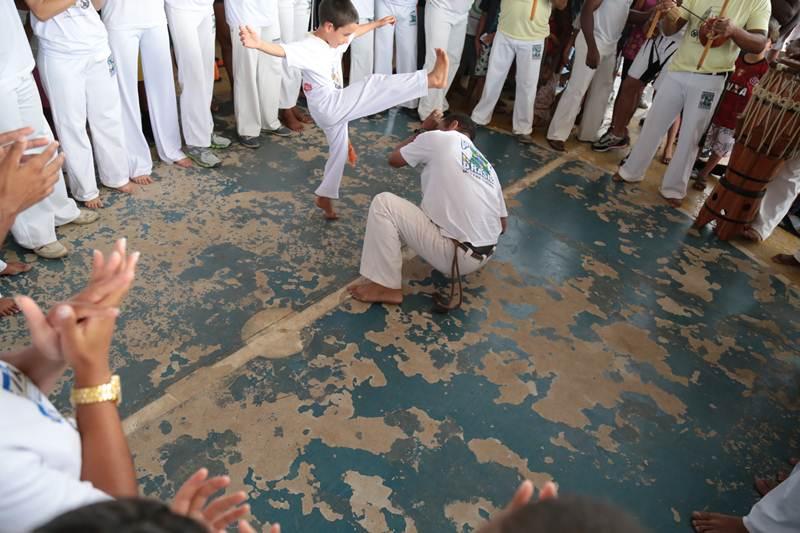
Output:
top-left (70, 375), bottom-right (121, 406)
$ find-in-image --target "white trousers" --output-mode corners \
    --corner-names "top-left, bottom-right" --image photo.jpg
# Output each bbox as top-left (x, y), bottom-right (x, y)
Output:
top-left (38, 52), bottom-right (130, 202)
top-left (417, 4), bottom-right (468, 119)
top-left (278, 0), bottom-right (311, 109)
top-left (547, 31), bottom-right (616, 142)
top-left (166, 6), bottom-right (215, 148)
top-left (744, 462), bottom-right (800, 533)
top-left (360, 192), bottom-right (489, 289)
top-left (618, 71), bottom-right (725, 199)
top-left (230, 25), bottom-right (281, 136)
top-left (0, 73), bottom-right (79, 248)
top-left (107, 24), bottom-right (186, 176)
top-left (374, 0), bottom-right (419, 108)
top-left (751, 156), bottom-right (800, 239)
top-left (350, 17), bottom-right (374, 85)
top-left (316, 70), bottom-right (428, 199)
top-left (472, 32), bottom-right (543, 135)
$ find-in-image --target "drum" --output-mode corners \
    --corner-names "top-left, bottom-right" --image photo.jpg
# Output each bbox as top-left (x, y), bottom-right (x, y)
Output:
top-left (694, 61), bottom-right (800, 239)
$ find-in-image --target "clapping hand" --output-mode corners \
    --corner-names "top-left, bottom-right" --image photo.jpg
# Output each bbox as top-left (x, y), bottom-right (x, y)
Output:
top-left (0, 127), bottom-right (64, 218)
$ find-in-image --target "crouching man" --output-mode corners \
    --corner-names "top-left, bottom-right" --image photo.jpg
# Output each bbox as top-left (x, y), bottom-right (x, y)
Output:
top-left (348, 111), bottom-right (508, 308)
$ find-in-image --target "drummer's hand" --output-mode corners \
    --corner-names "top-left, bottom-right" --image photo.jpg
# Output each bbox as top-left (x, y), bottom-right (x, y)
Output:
top-left (655, 0), bottom-right (677, 14)
top-left (711, 17), bottom-right (735, 38)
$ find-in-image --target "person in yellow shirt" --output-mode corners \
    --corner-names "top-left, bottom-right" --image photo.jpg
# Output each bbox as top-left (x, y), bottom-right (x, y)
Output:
top-left (614, 0), bottom-right (771, 207)
top-left (471, 0), bottom-right (567, 143)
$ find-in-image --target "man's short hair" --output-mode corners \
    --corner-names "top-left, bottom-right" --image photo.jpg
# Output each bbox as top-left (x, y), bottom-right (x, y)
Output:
top-left (493, 496), bottom-right (648, 533)
top-left (34, 499), bottom-right (207, 533)
top-left (444, 113), bottom-right (477, 141)
top-left (318, 0), bottom-right (359, 29)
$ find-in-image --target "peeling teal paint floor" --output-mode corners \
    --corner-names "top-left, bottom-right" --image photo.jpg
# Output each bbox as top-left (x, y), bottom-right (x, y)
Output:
top-left (2, 109), bottom-right (799, 532)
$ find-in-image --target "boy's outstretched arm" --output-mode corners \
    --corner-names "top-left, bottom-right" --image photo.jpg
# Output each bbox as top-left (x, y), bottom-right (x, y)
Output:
top-left (354, 16), bottom-right (396, 38)
top-left (240, 25), bottom-right (286, 57)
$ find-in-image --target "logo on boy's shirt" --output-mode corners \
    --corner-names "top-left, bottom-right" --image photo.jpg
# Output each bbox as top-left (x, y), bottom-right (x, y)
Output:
top-left (303, 82), bottom-right (313, 92)
top-left (332, 67), bottom-right (343, 89)
top-left (108, 55), bottom-right (116, 76)
top-left (460, 139), bottom-right (497, 187)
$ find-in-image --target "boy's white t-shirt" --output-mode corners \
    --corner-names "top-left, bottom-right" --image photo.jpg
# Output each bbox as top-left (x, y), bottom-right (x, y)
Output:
top-left (593, 0), bottom-right (633, 54)
top-left (0, 0), bottom-right (35, 83)
top-left (400, 130), bottom-right (508, 247)
top-left (31, 2), bottom-right (110, 59)
top-left (0, 362), bottom-right (110, 531)
top-left (225, 0), bottom-right (275, 28)
top-left (101, 0), bottom-right (168, 30)
top-left (164, 0), bottom-right (213, 10)
top-left (352, 0), bottom-right (375, 19)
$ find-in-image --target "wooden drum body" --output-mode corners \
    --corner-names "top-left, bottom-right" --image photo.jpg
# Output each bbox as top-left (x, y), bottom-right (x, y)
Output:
top-left (694, 63), bottom-right (800, 239)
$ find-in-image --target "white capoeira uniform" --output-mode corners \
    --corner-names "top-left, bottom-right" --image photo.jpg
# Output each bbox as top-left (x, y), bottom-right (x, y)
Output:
top-left (0, 4), bottom-right (80, 250)
top-left (743, 462), bottom-right (800, 532)
top-left (102, 0), bottom-right (186, 177)
top-left (226, 0), bottom-right (282, 136)
top-left (165, 0), bottom-right (216, 149)
top-left (617, 0), bottom-right (772, 200)
top-left (350, 0), bottom-right (375, 84)
top-left (360, 130), bottom-right (507, 289)
top-left (547, 0), bottom-right (632, 143)
top-left (278, 0), bottom-right (311, 109)
top-left (282, 34), bottom-right (430, 199)
top-left (32, 3), bottom-right (130, 203)
top-left (750, 156), bottom-right (800, 240)
top-left (417, 0), bottom-right (471, 119)
top-left (472, 0), bottom-right (552, 136)
top-left (374, 0), bottom-right (418, 108)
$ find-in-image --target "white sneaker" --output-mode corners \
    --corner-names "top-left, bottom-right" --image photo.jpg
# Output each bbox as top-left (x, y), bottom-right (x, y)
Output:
top-left (210, 133), bottom-right (232, 149)
top-left (70, 209), bottom-right (99, 225)
top-left (34, 241), bottom-right (68, 259)
top-left (186, 147), bottom-right (222, 168)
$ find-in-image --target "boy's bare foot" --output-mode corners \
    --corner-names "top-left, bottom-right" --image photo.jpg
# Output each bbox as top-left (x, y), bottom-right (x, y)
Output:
top-left (280, 109), bottom-right (304, 132)
top-left (131, 175), bottom-right (153, 185)
top-left (175, 157), bottom-right (193, 168)
top-left (690, 512), bottom-right (747, 533)
top-left (0, 297), bottom-right (20, 317)
top-left (293, 107), bottom-right (313, 124)
top-left (117, 183), bottom-right (136, 194)
top-left (427, 48), bottom-right (449, 89)
top-left (315, 196), bottom-right (338, 220)
top-left (0, 261), bottom-right (32, 276)
top-left (85, 197), bottom-right (104, 209)
top-left (772, 253), bottom-right (800, 267)
top-left (348, 281), bottom-right (403, 304)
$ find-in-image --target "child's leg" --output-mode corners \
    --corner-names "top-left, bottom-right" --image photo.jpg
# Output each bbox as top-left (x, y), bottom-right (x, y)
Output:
top-left (316, 122), bottom-right (350, 202)
top-left (471, 32), bottom-right (516, 127)
top-left (327, 70), bottom-right (430, 126)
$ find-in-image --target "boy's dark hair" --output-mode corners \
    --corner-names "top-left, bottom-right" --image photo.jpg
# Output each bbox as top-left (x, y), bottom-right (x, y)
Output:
top-left (495, 496), bottom-right (648, 533)
top-left (318, 0), bottom-right (359, 28)
top-left (34, 499), bottom-right (206, 533)
top-left (444, 113), bottom-right (477, 141)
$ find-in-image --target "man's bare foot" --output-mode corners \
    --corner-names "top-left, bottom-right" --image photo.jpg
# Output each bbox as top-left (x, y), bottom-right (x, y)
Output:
top-left (116, 183), bottom-right (136, 194)
top-left (772, 253), bottom-right (800, 267)
top-left (740, 227), bottom-right (763, 242)
top-left (0, 297), bottom-right (20, 317)
top-left (315, 196), bottom-right (338, 220)
top-left (612, 172), bottom-right (625, 182)
top-left (175, 157), bottom-right (193, 168)
top-left (691, 512), bottom-right (747, 533)
top-left (85, 197), bottom-right (104, 209)
top-left (348, 281), bottom-right (403, 304)
top-left (665, 197), bottom-right (683, 208)
top-left (0, 261), bottom-right (32, 276)
top-left (293, 107), bottom-right (313, 124)
top-left (280, 109), bottom-right (304, 132)
top-left (131, 175), bottom-right (153, 185)
top-left (427, 48), bottom-right (449, 89)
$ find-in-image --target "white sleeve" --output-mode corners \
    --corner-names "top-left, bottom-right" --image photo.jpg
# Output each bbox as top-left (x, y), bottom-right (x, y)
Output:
top-left (0, 447), bottom-right (111, 531)
top-left (282, 41), bottom-right (312, 70)
top-left (498, 186), bottom-right (509, 218)
top-left (400, 132), bottom-right (436, 168)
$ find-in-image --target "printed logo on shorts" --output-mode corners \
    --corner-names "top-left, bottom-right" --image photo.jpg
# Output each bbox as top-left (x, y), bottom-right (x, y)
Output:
top-left (108, 55), bottom-right (117, 76)
top-left (461, 139), bottom-right (498, 187)
top-left (409, 11), bottom-right (417, 25)
top-left (699, 91), bottom-right (715, 110)
top-left (532, 44), bottom-right (543, 60)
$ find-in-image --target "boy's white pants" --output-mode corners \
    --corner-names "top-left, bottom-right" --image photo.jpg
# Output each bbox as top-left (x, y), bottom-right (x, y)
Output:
top-left (374, 0), bottom-right (419, 108)
top-left (547, 31), bottom-right (616, 143)
top-left (417, 3), bottom-right (468, 119)
top-left (744, 462), bottom-right (800, 533)
top-left (360, 192), bottom-right (490, 289)
top-left (230, 25), bottom-right (282, 136)
top-left (315, 70), bottom-right (428, 199)
top-left (350, 17), bottom-right (374, 85)
top-left (37, 52), bottom-right (130, 202)
top-left (618, 70), bottom-right (725, 200)
top-left (751, 156), bottom-right (800, 239)
top-left (278, 0), bottom-right (311, 109)
top-left (166, 6), bottom-right (215, 148)
top-left (108, 24), bottom-right (186, 176)
top-left (0, 73), bottom-right (80, 249)
top-left (472, 32), bottom-right (543, 135)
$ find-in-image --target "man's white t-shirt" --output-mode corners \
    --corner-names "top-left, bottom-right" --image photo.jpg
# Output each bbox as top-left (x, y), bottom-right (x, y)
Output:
top-left (1, 0), bottom-right (35, 83)
top-left (225, 0), bottom-right (275, 28)
top-left (101, 0), bottom-right (168, 30)
top-left (352, 0), bottom-right (375, 20)
top-left (0, 362), bottom-right (110, 531)
top-left (593, 0), bottom-right (633, 54)
top-left (31, 2), bottom-right (110, 59)
top-left (400, 130), bottom-right (508, 247)
top-left (428, 0), bottom-right (472, 15)
top-left (163, 0), bottom-right (213, 11)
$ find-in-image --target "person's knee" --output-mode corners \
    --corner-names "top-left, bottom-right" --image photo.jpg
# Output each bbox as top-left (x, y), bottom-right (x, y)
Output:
top-left (371, 192), bottom-right (400, 214)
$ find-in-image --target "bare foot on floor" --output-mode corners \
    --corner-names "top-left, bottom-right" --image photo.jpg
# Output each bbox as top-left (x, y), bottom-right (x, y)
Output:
top-left (175, 157), bottom-right (193, 168)
top-left (293, 106), bottom-right (313, 124)
top-left (348, 281), bottom-right (403, 304)
top-left (280, 109), bottom-right (304, 132)
top-left (85, 197), bottom-right (103, 209)
top-left (117, 183), bottom-right (136, 194)
top-left (315, 196), bottom-right (338, 220)
top-left (691, 512), bottom-right (747, 533)
top-left (739, 227), bottom-right (763, 242)
top-left (0, 297), bottom-right (20, 317)
top-left (0, 261), bottom-right (32, 276)
top-left (427, 48), bottom-right (449, 89)
top-left (754, 476), bottom-right (781, 496)
top-left (612, 173), bottom-right (625, 182)
top-left (131, 175), bottom-right (153, 185)
top-left (665, 197), bottom-right (683, 208)
top-left (772, 253), bottom-right (800, 267)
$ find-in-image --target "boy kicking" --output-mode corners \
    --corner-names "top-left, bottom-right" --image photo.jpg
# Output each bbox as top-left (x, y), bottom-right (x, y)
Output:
top-left (240, 0), bottom-right (449, 219)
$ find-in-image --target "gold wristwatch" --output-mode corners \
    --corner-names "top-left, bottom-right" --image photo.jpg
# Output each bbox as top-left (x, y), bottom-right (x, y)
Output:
top-left (70, 375), bottom-right (122, 406)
